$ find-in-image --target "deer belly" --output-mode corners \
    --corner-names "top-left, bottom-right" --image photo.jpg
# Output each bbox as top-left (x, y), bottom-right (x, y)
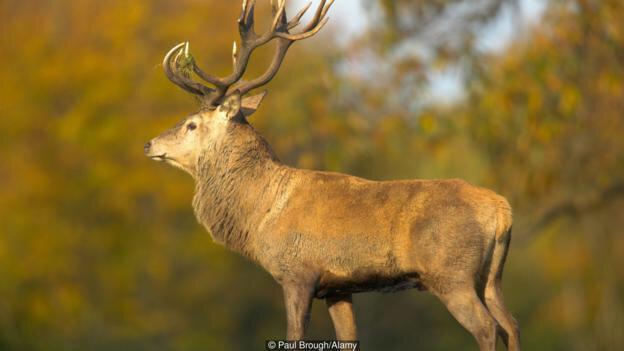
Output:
top-left (315, 270), bottom-right (426, 298)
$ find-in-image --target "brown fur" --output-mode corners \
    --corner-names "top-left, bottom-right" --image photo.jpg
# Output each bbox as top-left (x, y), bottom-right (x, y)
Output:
top-left (145, 93), bottom-right (520, 350)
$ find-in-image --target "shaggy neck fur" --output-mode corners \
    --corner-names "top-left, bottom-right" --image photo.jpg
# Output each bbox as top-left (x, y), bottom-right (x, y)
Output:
top-left (192, 121), bottom-right (286, 259)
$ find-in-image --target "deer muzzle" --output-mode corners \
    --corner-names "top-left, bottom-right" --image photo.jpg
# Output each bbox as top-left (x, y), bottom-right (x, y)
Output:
top-left (143, 140), bottom-right (167, 161)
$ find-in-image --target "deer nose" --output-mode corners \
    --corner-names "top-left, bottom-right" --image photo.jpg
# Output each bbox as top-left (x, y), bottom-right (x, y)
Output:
top-left (144, 141), bottom-right (152, 153)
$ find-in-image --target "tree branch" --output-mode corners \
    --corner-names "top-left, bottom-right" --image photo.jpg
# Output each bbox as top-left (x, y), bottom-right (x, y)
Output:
top-left (528, 181), bottom-right (624, 235)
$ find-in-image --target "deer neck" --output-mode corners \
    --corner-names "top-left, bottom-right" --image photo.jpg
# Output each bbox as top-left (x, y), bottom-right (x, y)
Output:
top-left (192, 125), bottom-right (286, 258)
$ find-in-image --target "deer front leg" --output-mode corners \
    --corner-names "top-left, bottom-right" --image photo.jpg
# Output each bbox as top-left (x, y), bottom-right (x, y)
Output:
top-left (326, 293), bottom-right (357, 341)
top-left (282, 282), bottom-right (315, 340)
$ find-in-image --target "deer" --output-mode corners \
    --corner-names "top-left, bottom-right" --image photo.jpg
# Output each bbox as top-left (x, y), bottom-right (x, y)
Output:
top-left (144, 1), bottom-right (520, 350)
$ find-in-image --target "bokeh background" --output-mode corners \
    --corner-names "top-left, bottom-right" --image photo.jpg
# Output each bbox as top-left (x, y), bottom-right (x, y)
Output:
top-left (1, 0), bottom-right (623, 350)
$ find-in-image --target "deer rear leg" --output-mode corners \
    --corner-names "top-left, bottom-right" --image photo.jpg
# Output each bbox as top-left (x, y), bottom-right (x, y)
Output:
top-left (485, 281), bottom-right (520, 351)
top-left (326, 293), bottom-right (357, 341)
top-left (283, 282), bottom-right (315, 340)
top-left (437, 287), bottom-right (498, 351)
top-left (484, 231), bottom-right (520, 351)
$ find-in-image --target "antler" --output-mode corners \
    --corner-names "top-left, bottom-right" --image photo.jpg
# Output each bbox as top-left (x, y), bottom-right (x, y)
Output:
top-left (163, 0), bottom-right (333, 107)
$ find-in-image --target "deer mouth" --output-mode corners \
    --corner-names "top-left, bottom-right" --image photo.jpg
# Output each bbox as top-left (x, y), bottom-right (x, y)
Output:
top-left (150, 153), bottom-right (168, 162)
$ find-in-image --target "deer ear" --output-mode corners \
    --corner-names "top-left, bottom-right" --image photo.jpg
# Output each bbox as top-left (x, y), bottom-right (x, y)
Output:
top-left (219, 92), bottom-right (242, 119)
top-left (241, 91), bottom-right (267, 117)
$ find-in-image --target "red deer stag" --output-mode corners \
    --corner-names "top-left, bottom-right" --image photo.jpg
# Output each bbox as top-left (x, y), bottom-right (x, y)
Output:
top-left (144, 1), bottom-right (520, 350)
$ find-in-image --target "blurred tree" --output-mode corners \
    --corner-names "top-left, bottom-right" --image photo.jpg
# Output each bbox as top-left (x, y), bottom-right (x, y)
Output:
top-left (336, 0), bottom-right (517, 114)
top-left (0, 0), bottom-right (338, 349)
top-left (458, 1), bottom-right (624, 349)
top-left (332, 0), bottom-right (624, 350)
top-left (0, 0), bottom-right (622, 350)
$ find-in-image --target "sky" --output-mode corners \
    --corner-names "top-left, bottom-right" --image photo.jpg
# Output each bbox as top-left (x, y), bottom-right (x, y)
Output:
top-left (291, 0), bottom-right (366, 42)
top-left (429, 0), bottom-right (547, 102)
top-left (293, 0), bottom-right (547, 103)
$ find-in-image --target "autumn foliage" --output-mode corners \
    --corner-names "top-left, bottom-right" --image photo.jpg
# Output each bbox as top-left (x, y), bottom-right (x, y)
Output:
top-left (0, 0), bottom-right (622, 350)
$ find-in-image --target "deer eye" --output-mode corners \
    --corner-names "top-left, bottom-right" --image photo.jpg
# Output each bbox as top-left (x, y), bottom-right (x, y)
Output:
top-left (187, 122), bottom-right (197, 131)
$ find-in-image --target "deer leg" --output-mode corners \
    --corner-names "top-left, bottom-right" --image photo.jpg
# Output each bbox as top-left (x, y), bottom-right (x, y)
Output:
top-left (283, 283), bottom-right (314, 340)
top-left (326, 293), bottom-right (357, 341)
top-left (485, 281), bottom-right (520, 351)
top-left (437, 287), bottom-right (498, 351)
top-left (483, 231), bottom-right (520, 351)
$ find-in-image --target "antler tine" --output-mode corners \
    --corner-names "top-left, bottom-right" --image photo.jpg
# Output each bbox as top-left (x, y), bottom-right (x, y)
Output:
top-left (239, 0), bottom-right (248, 23)
top-left (302, 0), bottom-right (329, 32)
top-left (320, 0), bottom-right (333, 20)
top-left (270, 0), bottom-right (285, 17)
top-left (163, 42), bottom-right (214, 96)
top-left (276, 0), bottom-right (332, 41)
top-left (269, 0), bottom-right (287, 33)
top-left (288, 1), bottom-right (312, 30)
top-left (239, 0), bottom-right (257, 35)
top-left (232, 41), bottom-right (239, 67)
top-left (277, 16), bottom-right (329, 41)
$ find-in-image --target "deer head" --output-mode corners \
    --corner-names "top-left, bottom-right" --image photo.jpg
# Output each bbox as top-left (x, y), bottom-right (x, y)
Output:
top-left (144, 0), bottom-right (334, 176)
